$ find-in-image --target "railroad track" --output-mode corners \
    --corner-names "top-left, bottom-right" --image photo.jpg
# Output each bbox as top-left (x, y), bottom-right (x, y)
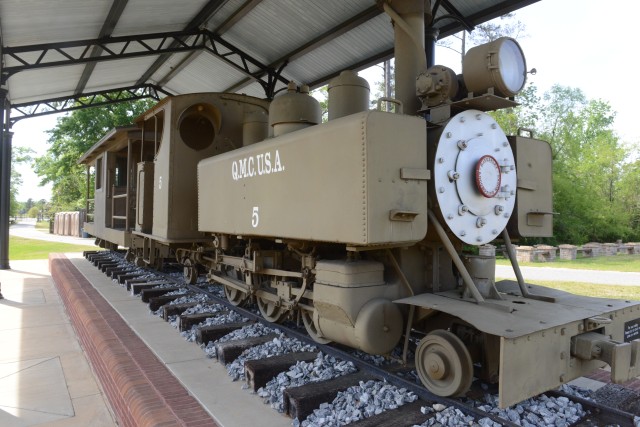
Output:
top-left (83, 250), bottom-right (640, 427)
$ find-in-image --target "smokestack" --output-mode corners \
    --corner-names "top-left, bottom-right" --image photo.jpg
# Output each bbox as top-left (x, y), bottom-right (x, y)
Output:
top-left (382, 0), bottom-right (428, 115)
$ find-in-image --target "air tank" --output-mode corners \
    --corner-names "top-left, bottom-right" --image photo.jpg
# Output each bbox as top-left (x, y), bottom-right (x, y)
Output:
top-left (269, 82), bottom-right (321, 137)
top-left (327, 70), bottom-right (370, 120)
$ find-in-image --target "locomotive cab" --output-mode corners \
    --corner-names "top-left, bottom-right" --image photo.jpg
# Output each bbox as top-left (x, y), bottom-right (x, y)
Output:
top-left (79, 125), bottom-right (156, 249)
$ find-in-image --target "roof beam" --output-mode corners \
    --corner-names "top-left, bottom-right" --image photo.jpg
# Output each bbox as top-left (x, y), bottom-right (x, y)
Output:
top-left (74, 0), bottom-right (130, 95)
top-left (2, 29), bottom-right (287, 92)
top-left (435, 0), bottom-right (474, 32)
top-left (9, 84), bottom-right (169, 124)
top-left (214, 0), bottom-right (262, 34)
top-left (157, 0), bottom-right (263, 87)
top-left (435, 0), bottom-right (539, 38)
top-left (224, 5), bottom-right (382, 93)
top-left (134, 0), bottom-right (228, 86)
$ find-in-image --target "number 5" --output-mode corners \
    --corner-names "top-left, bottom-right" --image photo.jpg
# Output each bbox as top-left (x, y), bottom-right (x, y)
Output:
top-left (252, 207), bottom-right (259, 228)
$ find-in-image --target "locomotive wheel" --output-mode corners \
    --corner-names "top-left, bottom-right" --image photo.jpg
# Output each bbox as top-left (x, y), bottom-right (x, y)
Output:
top-left (223, 284), bottom-right (249, 306)
top-left (222, 267), bottom-right (249, 306)
top-left (183, 259), bottom-right (198, 284)
top-left (301, 308), bottom-right (331, 344)
top-left (257, 294), bottom-right (288, 323)
top-left (415, 330), bottom-right (473, 397)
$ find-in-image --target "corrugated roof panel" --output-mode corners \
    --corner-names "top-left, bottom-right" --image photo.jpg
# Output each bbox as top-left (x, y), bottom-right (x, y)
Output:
top-left (282, 14), bottom-right (393, 87)
top-left (2, 0), bottom-right (542, 113)
top-left (222, 0), bottom-right (374, 65)
top-left (113, 0), bottom-right (211, 36)
top-left (1, 0), bottom-right (111, 46)
top-left (7, 66), bottom-right (86, 105)
top-left (148, 51), bottom-right (196, 87)
top-left (238, 81), bottom-right (270, 99)
top-left (204, 0), bottom-right (247, 32)
top-left (85, 56), bottom-right (162, 90)
top-left (163, 53), bottom-right (247, 95)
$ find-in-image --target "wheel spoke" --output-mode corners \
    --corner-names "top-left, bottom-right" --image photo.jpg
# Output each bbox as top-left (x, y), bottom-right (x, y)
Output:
top-left (301, 308), bottom-right (330, 344)
top-left (257, 295), bottom-right (287, 323)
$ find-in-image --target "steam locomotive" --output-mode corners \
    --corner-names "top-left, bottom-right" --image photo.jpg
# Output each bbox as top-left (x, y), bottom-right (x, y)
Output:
top-left (79, 0), bottom-right (640, 408)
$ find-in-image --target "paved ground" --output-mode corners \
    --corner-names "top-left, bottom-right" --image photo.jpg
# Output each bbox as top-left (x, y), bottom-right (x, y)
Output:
top-left (496, 264), bottom-right (640, 286)
top-left (9, 219), bottom-right (640, 286)
top-left (0, 259), bottom-right (117, 427)
top-left (9, 219), bottom-right (95, 246)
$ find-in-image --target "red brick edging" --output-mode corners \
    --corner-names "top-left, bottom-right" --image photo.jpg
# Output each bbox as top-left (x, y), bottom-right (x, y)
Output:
top-left (49, 253), bottom-right (219, 427)
top-left (585, 368), bottom-right (640, 392)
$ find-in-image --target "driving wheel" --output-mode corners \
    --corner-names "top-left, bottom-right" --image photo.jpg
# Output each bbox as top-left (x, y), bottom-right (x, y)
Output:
top-left (222, 267), bottom-right (249, 306)
top-left (257, 293), bottom-right (288, 323)
top-left (183, 258), bottom-right (198, 284)
top-left (301, 307), bottom-right (330, 344)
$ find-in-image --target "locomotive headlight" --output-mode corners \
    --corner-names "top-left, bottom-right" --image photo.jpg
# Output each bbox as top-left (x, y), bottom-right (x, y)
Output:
top-left (462, 37), bottom-right (527, 98)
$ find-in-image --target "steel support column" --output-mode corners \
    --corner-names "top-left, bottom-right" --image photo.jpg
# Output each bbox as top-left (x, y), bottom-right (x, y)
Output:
top-left (0, 88), bottom-right (11, 273)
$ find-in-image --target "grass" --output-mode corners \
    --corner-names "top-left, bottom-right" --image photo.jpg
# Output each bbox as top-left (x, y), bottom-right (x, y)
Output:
top-left (9, 236), bottom-right (98, 260)
top-left (495, 254), bottom-right (640, 272)
top-left (496, 278), bottom-right (640, 301)
top-left (35, 221), bottom-right (50, 229)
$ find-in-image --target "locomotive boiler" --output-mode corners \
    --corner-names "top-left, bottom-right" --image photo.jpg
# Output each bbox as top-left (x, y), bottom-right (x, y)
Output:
top-left (80, 0), bottom-right (640, 409)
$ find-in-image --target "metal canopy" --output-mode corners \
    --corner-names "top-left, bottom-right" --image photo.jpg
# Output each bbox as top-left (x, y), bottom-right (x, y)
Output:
top-left (1, 0), bottom-right (539, 121)
top-left (0, 0), bottom-right (540, 271)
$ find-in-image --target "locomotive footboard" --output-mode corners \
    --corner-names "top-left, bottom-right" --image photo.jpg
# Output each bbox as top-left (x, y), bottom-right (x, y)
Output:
top-left (397, 283), bottom-right (640, 408)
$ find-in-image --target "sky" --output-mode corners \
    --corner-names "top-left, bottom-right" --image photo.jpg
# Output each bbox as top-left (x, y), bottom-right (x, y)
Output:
top-left (10, 0), bottom-right (638, 202)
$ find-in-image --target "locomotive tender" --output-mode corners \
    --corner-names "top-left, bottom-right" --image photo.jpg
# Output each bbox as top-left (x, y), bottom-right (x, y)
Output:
top-left (80, 0), bottom-right (640, 408)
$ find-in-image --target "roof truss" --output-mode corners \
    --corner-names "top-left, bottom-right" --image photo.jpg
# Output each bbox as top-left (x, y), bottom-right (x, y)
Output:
top-left (9, 84), bottom-right (169, 124)
top-left (2, 0), bottom-right (540, 123)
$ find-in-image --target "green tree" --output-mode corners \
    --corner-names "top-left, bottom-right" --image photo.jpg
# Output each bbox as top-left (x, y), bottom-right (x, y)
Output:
top-left (34, 98), bottom-right (156, 211)
top-left (525, 85), bottom-right (635, 243)
top-left (10, 146), bottom-right (34, 217)
top-left (26, 206), bottom-right (39, 218)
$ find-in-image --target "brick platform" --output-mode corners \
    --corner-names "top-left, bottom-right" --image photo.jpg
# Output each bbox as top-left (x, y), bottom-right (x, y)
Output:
top-left (50, 253), bottom-right (218, 427)
top-left (585, 368), bottom-right (640, 392)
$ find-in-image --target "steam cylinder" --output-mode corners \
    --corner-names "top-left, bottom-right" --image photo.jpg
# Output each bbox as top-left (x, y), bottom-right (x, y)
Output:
top-left (327, 70), bottom-right (370, 120)
top-left (269, 82), bottom-right (321, 137)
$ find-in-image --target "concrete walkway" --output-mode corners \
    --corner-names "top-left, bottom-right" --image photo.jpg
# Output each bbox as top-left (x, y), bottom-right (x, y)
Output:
top-left (9, 219), bottom-right (95, 246)
top-left (496, 264), bottom-right (640, 286)
top-left (0, 259), bottom-right (116, 427)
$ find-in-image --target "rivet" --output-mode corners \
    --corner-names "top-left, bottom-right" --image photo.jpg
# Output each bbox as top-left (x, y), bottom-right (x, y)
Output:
top-left (446, 132), bottom-right (452, 138)
top-left (476, 236), bottom-right (482, 242)
top-left (460, 231), bottom-right (466, 236)
top-left (438, 187), bottom-right (445, 193)
top-left (447, 214), bottom-right (454, 220)
top-left (438, 157), bottom-right (444, 164)
top-left (492, 229), bottom-right (498, 235)
top-left (491, 123), bottom-right (497, 129)
top-left (475, 113), bottom-right (482, 120)
top-left (503, 141), bottom-right (508, 147)
top-left (460, 116), bottom-right (466, 123)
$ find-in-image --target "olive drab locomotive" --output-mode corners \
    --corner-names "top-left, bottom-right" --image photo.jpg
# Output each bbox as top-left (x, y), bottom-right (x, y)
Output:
top-left (79, 0), bottom-right (640, 409)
